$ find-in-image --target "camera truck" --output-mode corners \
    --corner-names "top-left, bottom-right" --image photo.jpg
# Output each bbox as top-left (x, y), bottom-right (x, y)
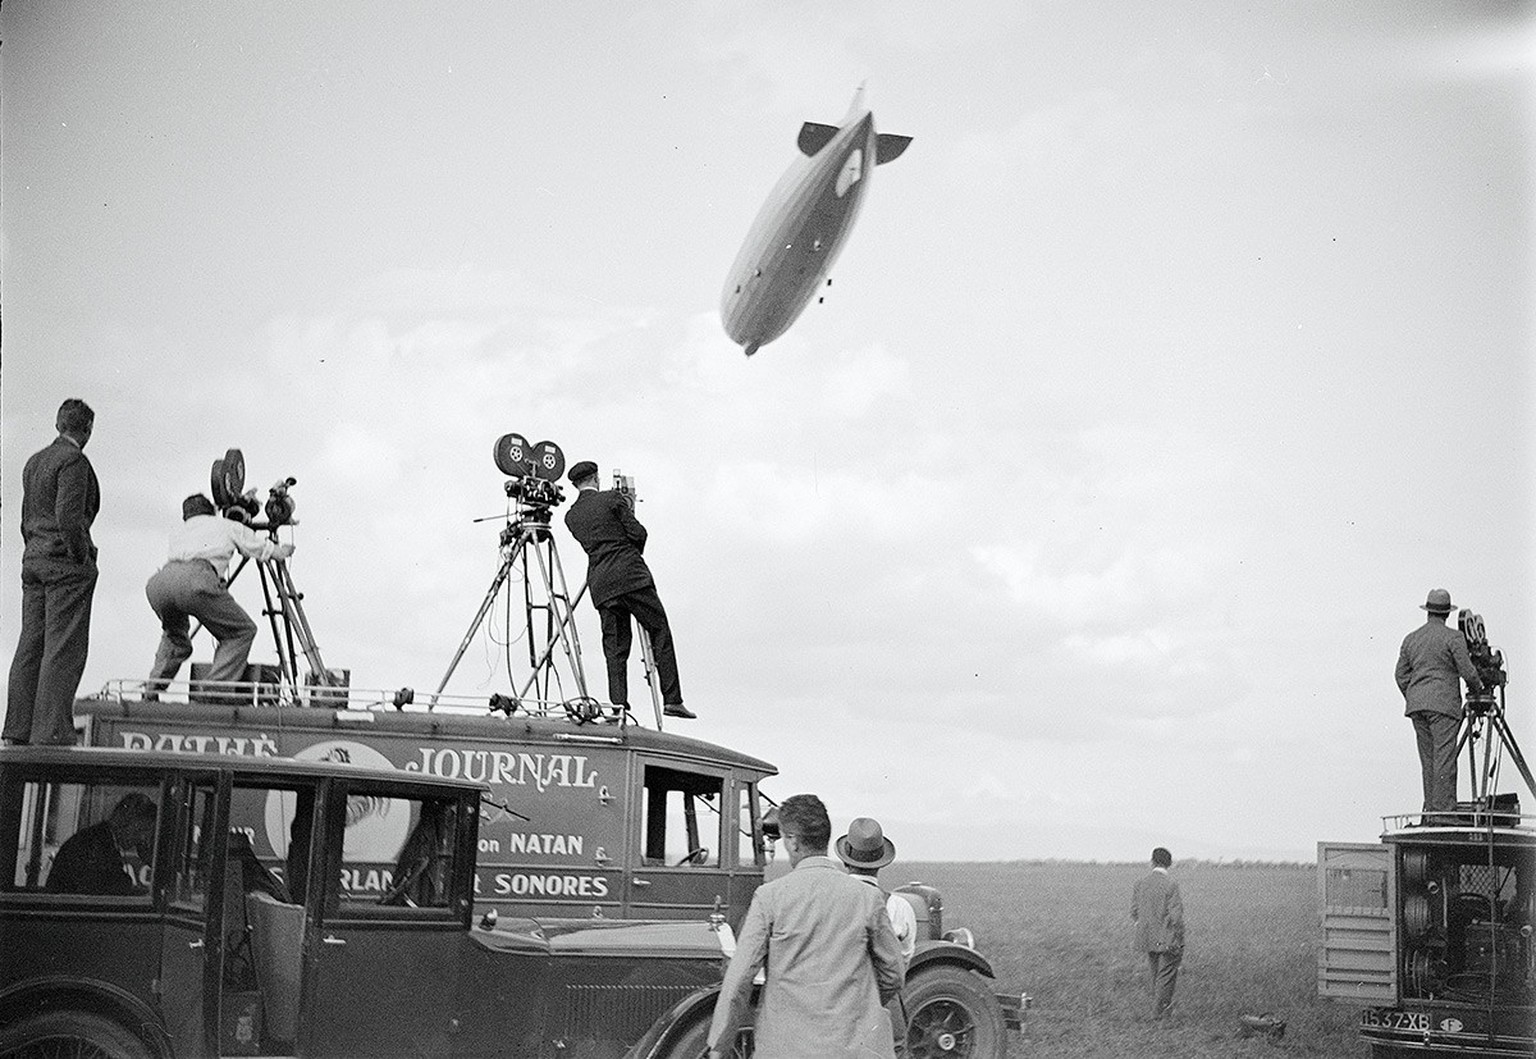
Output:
top-left (1318, 612), bottom-right (1535, 1057)
top-left (0, 744), bottom-right (734, 1058)
top-left (71, 693), bottom-right (1025, 1057)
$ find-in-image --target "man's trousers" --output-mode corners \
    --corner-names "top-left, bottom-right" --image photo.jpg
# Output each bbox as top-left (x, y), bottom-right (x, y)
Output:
top-left (1146, 949), bottom-right (1181, 1018)
top-left (597, 585), bottom-right (682, 707)
top-left (145, 559), bottom-right (258, 690)
top-left (5, 559), bottom-right (97, 745)
top-left (1411, 711), bottom-right (1461, 815)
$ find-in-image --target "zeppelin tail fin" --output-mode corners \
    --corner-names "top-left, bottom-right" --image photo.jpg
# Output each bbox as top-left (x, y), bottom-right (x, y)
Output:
top-left (875, 134), bottom-right (912, 165)
top-left (797, 122), bottom-right (840, 157)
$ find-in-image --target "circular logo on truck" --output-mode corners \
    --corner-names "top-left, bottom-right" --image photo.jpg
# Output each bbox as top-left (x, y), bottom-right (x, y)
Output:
top-left (263, 740), bottom-right (411, 861)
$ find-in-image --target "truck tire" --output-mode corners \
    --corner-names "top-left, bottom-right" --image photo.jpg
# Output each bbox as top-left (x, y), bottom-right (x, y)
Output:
top-left (0, 1010), bottom-right (155, 1059)
top-left (902, 965), bottom-right (1007, 1059)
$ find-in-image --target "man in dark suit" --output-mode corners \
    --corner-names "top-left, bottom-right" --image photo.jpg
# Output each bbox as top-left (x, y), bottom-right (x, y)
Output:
top-left (1131, 846), bottom-right (1184, 1019)
top-left (1396, 588), bottom-right (1484, 820)
top-left (47, 791), bottom-right (158, 895)
top-left (5, 399), bottom-right (101, 746)
top-left (562, 461), bottom-right (692, 719)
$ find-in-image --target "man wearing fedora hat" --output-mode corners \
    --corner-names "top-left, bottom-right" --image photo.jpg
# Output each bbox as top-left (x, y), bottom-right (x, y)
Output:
top-left (837, 817), bottom-right (918, 962)
top-left (143, 494), bottom-right (293, 699)
top-left (1396, 588), bottom-right (1484, 820)
top-left (563, 461), bottom-right (692, 720)
top-left (708, 795), bottom-right (905, 1058)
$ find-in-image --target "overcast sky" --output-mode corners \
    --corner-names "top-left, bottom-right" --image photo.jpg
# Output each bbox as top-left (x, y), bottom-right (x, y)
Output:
top-left (3, 1), bottom-right (1531, 861)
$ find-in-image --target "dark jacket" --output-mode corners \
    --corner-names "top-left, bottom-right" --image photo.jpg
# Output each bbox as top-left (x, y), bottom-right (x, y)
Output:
top-left (20, 436), bottom-right (99, 567)
top-left (563, 489), bottom-right (654, 606)
top-left (1396, 620), bottom-right (1484, 718)
top-left (46, 821), bottom-right (137, 895)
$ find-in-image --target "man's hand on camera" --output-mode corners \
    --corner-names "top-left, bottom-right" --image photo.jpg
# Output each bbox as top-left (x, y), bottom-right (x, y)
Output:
top-left (274, 543), bottom-right (295, 560)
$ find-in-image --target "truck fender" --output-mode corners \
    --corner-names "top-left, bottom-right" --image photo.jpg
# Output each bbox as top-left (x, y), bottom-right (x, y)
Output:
top-left (0, 976), bottom-right (171, 1058)
top-left (908, 938), bottom-right (997, 981)
top-left (627, 983), bottom-right (725, 1059)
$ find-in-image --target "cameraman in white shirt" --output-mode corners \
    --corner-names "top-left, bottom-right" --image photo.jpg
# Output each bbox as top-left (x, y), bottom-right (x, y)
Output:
top-left (144, 493), bottom-right (292, 698)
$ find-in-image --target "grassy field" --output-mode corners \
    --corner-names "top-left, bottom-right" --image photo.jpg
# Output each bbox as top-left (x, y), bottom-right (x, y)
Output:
top-left (894, 861), bottom-right (1367, 1058)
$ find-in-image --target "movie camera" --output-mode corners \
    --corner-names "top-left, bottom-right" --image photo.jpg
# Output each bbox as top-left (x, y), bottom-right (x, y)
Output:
top-left (210, 448), bottom-right (300, 529)
top-left (1454, 609), bottom-right (1534, 802)
top-left (492, 433), bottom-right (566, 519)
top-left (1458, 609), bottom-right (1509, 711)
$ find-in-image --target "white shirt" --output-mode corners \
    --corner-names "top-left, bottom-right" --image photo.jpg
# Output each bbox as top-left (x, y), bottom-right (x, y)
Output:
top-left (853, 873), bottom-right (919, 959)
top-left (167, 515), bottom-right (276, 580)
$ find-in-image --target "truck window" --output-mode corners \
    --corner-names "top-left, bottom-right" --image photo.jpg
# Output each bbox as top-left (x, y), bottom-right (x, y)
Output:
top-left (641, 765), bottom-right (722, 867)
top-left (170, 782), bottom-right (219, 910)
top-left (3, 779), bottom-right (159, 898)
top-left (736, 781), bottom-right (764, 868)
top-left (232, 783), bottom-right (315, 906)
top-left (330, 791), bottom-right (464, 912)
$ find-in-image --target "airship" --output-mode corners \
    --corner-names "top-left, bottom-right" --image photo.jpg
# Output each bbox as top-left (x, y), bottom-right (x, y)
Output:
top-left (720, 86), bottom-right (911, 357)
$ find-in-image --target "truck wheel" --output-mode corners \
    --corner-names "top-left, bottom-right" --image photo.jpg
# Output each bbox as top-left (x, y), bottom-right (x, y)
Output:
top-left (902, 965), bottom-right (1006, 1059)
top-left (660, 1017), bottom-right (752, 1058)
top-left (0, 1010), bottom-right (155, 1059)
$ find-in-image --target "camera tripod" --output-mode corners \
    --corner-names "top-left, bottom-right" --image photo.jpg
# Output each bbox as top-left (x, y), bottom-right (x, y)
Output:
top-left (217, 544), bottom-right (339, 704)
top-left (1457, 685), bottom-right (1536, 803)
top-left (429, 501), bottom-right (671, 728)
top-left (431, 504), bottom-right (593, 711)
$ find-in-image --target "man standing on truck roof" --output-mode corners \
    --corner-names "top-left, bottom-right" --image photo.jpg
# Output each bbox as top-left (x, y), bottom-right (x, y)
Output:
top-left (709, 794), bottom-right (906, 1058)
top-left (563, 461), bottom-right (693, 720)
top-left (4, 399), bottom-right (100, 747)
top-left (1131, 846), bottom-right (1184, 1020)
top-left (142, 493), bottom-right (294, 698)
top-left (1396, 588), bottom-right (1484, 821)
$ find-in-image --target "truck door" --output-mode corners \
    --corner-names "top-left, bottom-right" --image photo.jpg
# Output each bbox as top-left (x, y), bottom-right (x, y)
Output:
top-left (628, 760), bottom-right (731, 920)
top-left (160, 773), bottom-right (224, 1059)
top-left (1317, 841), bottom-right (1398, 1003)
top-left (301, 780), bottom-right (474, 1058)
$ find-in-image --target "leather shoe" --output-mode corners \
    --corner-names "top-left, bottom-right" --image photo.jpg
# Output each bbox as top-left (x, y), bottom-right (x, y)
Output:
top-left (663, 703), bottom-right (696, 720)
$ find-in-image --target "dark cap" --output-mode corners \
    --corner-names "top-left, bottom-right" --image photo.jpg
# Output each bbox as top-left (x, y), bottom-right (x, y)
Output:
top-left (568, 461), bottom-right (598, 485)
top-left (182, 494), bottom-right (216, 520)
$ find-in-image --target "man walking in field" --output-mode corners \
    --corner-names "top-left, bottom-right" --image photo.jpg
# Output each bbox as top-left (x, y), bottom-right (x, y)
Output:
top-left (1131, 846), bottom-right (1184, 1019)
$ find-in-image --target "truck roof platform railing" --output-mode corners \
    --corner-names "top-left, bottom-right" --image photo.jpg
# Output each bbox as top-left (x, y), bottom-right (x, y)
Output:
top-left (1382, 807), bottom-right (1536, 835)
top-left (93, 678), bottom-right (641, 727)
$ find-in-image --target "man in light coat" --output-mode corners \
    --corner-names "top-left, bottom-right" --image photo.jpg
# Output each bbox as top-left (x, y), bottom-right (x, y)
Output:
top-left (709, 794), bottom-right (906, 1058)
top-left (1131, 846), bottom-right (1184, 1019)
top-left (1395, 588), bottom-right (1484, 820)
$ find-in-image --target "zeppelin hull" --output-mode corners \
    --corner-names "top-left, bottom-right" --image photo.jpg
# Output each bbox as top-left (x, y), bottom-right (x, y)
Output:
top-left (721, 101), bottom-right (903, 357)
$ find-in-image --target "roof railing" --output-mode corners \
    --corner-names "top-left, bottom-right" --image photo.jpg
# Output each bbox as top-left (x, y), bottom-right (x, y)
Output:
top-left (92, 679), bottom-right (635, 727)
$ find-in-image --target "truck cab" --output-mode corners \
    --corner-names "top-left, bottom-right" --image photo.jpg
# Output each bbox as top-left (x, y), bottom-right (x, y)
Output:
top-left (0, 745), bottom-right (731, 1058)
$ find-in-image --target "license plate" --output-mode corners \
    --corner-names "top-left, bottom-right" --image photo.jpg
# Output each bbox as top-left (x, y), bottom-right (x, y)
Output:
top-left (1362, 1009), bottom-right (1429, 1031)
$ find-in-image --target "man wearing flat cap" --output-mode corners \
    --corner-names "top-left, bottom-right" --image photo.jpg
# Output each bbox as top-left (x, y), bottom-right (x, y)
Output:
top-left (563, 461), bottom-right (691, 720)
top-left (1396, 589), bottom-right (1484, 820)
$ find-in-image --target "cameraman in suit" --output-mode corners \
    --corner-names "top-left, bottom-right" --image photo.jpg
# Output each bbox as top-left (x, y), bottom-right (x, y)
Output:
top-left (562, 461), bottom-right (692, 720)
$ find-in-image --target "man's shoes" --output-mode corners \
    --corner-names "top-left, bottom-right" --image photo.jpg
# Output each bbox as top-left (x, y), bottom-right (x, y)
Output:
top-left (663, 703), bottom-right (696, 720)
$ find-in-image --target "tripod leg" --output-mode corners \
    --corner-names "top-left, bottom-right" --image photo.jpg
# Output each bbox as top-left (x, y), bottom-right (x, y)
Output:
top-left (515, 538), bottom-right (592, 709)
top-left (637, 626), bottom-right (665, 729)
top-left (273, 560), bottom-right (333, 698)
top-left (432, 549), bottom-right (518, 704)
top-left (1491, 711), bottom-right (1536, 801)
top-left (256, 559), bottom-right (299, 698)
